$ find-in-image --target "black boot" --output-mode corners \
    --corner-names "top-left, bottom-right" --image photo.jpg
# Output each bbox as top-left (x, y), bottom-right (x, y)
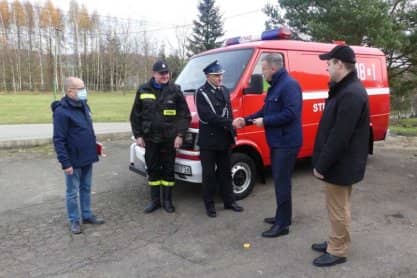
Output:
top-left (162, 187), bottom-right (175, 213)
top-left (205, 202), bottom-right (216, 217)
top-left (144, 186), bottom-right (161, 213)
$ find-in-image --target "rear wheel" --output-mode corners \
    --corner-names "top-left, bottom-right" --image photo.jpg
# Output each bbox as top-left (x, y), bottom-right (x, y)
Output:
top-left (231, 153), bottom-right (256, 200)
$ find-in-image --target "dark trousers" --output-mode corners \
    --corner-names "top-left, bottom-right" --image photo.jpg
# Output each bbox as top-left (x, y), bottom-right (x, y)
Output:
top-left (270, 147), bottom-right (299, 227)
top-left (200, 149), bottom-right (234, 206)
top-left (144, 140), bottom-right (176, 185)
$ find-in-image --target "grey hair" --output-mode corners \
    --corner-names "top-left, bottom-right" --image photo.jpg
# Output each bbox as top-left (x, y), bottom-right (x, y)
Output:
top-left (262, 53), bottom-right (284, 69)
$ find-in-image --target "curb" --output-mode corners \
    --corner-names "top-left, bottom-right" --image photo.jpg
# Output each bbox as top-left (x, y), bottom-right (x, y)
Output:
top-left (0, 132), bottom-right (132, 150)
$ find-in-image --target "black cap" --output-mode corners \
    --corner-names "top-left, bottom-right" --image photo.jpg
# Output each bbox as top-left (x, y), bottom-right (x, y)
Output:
top-left (319, 45), bottom-right (356, 64)
top-left (152, 60), bottom-right (169, 72)
top-left (203, 60), bottom-right (225, 75)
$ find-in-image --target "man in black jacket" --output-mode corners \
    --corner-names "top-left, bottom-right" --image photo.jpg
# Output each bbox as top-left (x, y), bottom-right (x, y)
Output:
top-left (196, 60), bottom-right (243, 217)
top-left (130, 61), bottom-right (191, 213)
top-left (311, 45), bottom-right (370, 267)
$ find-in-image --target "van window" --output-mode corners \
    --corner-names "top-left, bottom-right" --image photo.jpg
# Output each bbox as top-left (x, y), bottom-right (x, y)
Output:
top-left (176, 49), bottom-right (253, 93)
top-left (251, 52), bottom-right (285, 92)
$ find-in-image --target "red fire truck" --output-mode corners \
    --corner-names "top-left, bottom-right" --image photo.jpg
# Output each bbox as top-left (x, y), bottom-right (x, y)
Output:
top-left (129, 28), bottom-right (390, 199)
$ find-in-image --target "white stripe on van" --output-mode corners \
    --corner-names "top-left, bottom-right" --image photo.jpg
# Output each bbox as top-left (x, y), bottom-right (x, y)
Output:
top-left (367, 87), bottom-right (390, 95)
top-left (302, 91), bottom-right (328, 100)
top-left (302, 87), bottom-right (390, 100)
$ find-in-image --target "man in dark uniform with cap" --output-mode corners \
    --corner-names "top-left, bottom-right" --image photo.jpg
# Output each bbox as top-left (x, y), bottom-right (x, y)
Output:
top-left (196, 60), bottom-right (244, 217)
top-left (130, 60), bottom-right (191, 214)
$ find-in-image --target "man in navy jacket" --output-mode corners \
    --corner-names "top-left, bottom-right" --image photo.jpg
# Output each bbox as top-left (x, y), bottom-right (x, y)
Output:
top-left (52, 77), bottom-right (104, 234)
top-left (234, 53), bottom-right (302, 237)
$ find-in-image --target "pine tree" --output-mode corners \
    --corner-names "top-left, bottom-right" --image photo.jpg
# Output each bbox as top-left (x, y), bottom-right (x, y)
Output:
top-left (187, 0), bottom-right (224, 56)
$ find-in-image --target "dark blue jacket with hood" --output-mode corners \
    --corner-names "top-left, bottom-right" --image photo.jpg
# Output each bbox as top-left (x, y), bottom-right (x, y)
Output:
top-left (51, 96), bottom-right (98, 169)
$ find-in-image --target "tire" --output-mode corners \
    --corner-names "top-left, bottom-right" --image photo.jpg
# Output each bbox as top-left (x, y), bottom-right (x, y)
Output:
top-left (231, 153), bottom-right (256, 200)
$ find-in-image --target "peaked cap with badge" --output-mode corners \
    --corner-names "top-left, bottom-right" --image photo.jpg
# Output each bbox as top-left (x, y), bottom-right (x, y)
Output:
top-left (203, 60), bottom-right (225, 75)
top-left (152, 60), bottom-right (169, 72)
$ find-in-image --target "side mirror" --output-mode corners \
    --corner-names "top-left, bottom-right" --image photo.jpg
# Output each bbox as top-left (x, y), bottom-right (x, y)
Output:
top-left (243, 74), bottom-right (264, 94)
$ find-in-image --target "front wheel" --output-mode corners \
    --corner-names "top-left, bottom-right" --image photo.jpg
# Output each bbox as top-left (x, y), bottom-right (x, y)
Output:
top-left (231, 153), bottom-right (256, 200)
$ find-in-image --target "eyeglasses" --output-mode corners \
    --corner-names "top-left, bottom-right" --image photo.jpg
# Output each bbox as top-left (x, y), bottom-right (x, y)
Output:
top-left (70, 87), bottom-right (85, 90)
top-left (158, 71), bottom-right (169, 75)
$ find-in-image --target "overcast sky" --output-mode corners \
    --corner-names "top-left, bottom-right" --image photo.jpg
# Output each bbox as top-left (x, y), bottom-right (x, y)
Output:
top-left (52, 0), bottom-right (274, 50)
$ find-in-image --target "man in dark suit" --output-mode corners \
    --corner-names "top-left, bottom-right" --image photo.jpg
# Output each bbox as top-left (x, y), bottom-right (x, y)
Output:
top-left (196, 60), bottom-right (243, 217)
top-left (234, 53), bottom-right (302, 238)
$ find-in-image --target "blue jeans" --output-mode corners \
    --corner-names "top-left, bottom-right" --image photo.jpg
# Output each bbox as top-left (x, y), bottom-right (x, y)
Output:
top-left (65, 164), bottom-right (93, 223)
top-left (271, 147), bottom-right (299, 227)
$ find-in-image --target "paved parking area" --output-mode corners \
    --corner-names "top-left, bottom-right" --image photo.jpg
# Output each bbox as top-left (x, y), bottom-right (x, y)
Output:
top-left (0, 139), bottom-right (416, 277)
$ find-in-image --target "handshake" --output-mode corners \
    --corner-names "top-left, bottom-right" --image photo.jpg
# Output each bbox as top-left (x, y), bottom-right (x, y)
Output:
top-left (232, 117), bottom-right (264, 128)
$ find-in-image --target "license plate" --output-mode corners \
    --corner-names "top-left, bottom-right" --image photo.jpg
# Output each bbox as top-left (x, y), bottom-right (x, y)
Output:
top-left (175, 164), bottom-right (192, 175)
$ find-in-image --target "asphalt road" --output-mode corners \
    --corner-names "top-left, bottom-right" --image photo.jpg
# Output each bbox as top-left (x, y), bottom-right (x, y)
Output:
top-left (0, 138), bottom-right (416, 278)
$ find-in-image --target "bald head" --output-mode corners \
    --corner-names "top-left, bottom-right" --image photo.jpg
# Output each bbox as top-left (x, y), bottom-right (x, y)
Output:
top-left (64, 77), bottom-right (85, 100)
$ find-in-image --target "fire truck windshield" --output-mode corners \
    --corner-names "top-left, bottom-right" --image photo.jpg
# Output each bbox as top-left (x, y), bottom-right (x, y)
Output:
top-left (176, 48), bottom-right (253, 93)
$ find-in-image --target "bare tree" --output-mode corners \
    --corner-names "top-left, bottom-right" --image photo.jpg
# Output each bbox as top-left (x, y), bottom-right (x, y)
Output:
top-left (0, 0), bottom-right (11, 90)
top-left (79, 4), bottom-right (91, 83)
top-left (12, 0), bottom-right (25, 90)
top-left (24, 2), bottom-right (34, 90)
top-left (39, 0), bottom-right (63, 91)
top-left (68, 0), bottom-right (82, 78)
top-left (0, 0), bottom-right (177, 92)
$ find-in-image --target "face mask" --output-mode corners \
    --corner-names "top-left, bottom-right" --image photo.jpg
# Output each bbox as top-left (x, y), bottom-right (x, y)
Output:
top-left (77, 88), bottom-right (88, 100)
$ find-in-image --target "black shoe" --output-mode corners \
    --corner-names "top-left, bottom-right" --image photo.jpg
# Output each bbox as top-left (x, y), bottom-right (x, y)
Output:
top-left (70, 221), bottom-right (81, 234)
top-left (206, 205), bottom-right (217, 218)
top-left (264, 217), bottom-right (275, 224)
top-left (313, 253), bottom-right (347, 267)
top-left (261, 224), bottom-right (289, 238)
top-left (224, 202), bottom-right (244, 212)
top-left (83, 215), bottom-right (105, 225)
top-left (144, 201), bottom-right (161, 213)
top-left (312, 241), bottom-right (327, 253)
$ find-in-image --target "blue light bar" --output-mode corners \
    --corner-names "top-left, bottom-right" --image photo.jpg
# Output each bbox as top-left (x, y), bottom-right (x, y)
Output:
top-left (224, 26), bottom-right (291, 46)
top-left (261, 27), bottom-right (291, 40)
top-left (224, 36), bottom-right (241, 46)
top-left (261, 29), bottom-right (278, 40)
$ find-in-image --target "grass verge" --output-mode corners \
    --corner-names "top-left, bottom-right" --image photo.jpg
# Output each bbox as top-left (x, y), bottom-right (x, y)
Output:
top-left (389, 117), bottom-right (417, 136)
top-left (0, 91), bottom-right (135, 124)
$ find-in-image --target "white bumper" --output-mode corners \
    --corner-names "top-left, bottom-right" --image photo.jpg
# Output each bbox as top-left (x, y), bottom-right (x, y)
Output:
top-left (129, 143), bottom-right (202, 184)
